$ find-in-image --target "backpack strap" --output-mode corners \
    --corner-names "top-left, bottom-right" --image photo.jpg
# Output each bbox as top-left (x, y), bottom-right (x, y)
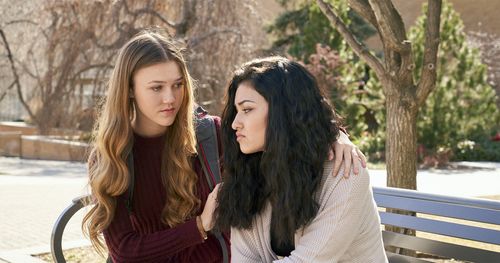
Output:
top-left (195, 114), bottom-right (221, 188)
top-left (194, 106), bottom-right (229, 263)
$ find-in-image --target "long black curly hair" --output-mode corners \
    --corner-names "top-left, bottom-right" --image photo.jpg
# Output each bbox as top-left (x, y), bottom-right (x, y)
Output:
top-left (215, 56), bottom-right (340, 247)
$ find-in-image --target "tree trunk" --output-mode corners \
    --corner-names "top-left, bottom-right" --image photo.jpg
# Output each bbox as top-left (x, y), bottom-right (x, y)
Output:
top-left (385, 83), bottom-right (418, 190)
top-left (384, 80), bottom-right (418, 256)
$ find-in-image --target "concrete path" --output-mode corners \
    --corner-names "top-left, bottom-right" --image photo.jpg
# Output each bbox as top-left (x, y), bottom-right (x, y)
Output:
top-left (0, 157), bottom-right (499, 262)
top-left (0, 157), bottom-right (88, 262)
top-left (369, 162), bottom-right (500, 197)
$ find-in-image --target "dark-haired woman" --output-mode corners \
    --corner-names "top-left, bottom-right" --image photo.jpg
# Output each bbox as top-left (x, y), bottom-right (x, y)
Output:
top-left (216, 57), bottom-right (387, 262)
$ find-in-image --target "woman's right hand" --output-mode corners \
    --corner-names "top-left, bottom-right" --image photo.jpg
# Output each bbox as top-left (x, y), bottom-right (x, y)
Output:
top-left (200, 183), bottom-right (221, 232)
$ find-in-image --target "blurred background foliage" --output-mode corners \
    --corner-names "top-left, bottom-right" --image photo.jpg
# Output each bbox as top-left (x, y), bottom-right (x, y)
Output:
top-left (267, 0), bottom-right (500, 164)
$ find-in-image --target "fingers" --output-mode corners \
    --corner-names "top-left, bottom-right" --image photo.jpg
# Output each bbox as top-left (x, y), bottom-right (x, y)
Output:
top-left (213, 183), bottom-right (221, 193)
top-left (343, 147), bottom-right (352, 178)
top-left (332, 146), bottom-right (343, 177)
top-left (202, 184), bottom-right (221, 231)
top-left (352, 148), bottom-right (361, 176)
top-left (357, 148), bottom-right (367, 168)
top-left (208, 183), bottom-right (221, 203)
top-left (328, 149), bottom-right (334, 161)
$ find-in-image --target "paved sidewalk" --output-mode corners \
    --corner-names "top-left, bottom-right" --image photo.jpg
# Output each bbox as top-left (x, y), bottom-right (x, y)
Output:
top-left (0, 157), bottom-right (499, 262)
top-left (0, 157), bottom-right (88, 262)
top-left (368, 162), bottom-right (500, 197)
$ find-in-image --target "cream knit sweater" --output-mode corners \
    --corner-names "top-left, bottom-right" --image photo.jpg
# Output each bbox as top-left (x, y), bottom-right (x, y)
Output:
top-left (230, 160), bottom-right (388, 263)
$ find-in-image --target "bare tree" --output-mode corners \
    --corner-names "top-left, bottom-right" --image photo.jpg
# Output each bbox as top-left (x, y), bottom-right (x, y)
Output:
top-left (0, 29), bottom-right (22, 104)
top-left (1, 0), bottom-right (258, 132)
top-left (317, 0), bottom-right (442, 191)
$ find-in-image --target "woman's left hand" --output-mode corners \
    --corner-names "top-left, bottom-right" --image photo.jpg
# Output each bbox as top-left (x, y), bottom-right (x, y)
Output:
top-left (329, 132), bottom-right (367, 178)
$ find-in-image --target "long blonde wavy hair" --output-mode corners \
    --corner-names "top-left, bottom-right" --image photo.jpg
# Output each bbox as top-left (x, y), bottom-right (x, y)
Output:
top-left (82, 30), bottom-right (199, 254)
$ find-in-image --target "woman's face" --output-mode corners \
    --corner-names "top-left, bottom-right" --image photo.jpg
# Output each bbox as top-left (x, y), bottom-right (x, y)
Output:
top-left (132, 61), bottom-right (185, 137)
top-left (231, 82), bottom-right (269, 154)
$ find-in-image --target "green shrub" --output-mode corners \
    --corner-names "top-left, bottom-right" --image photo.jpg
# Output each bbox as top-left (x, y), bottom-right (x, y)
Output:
top-left (453, 139), bottom-right (500, 161)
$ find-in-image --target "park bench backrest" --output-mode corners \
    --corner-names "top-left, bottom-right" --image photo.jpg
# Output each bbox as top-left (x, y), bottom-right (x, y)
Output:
top-left (373, 186), bottom-right (500, 263)
top-left (52, 187), bottom-right (500, 263)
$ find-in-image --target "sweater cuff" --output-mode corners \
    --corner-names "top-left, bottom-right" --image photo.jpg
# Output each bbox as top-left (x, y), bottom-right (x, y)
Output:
top-left (186, 217), bottom-right (206, 243)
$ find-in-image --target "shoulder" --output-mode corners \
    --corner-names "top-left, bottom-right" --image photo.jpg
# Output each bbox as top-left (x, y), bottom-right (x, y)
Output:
top-left (318, 160), bottom-right (370, 205)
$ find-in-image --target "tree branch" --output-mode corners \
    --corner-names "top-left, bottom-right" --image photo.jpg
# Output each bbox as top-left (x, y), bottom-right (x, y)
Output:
top-left (348, 0), bottom-right (378, 29)
top-left (0, 29), bottom-right (36, 121)
top-left (0, 81), bottom-right (15, 103)
top-left (4, 19), bottom-right (49, 41)
top-left (317, 0), bottom-right (385, 79)
top-left (188, 28), bottom-right (243, 48)
top-left (367, 0), bottom-right (409, 53)
top-left (416, 0), bottom-right (442, 107)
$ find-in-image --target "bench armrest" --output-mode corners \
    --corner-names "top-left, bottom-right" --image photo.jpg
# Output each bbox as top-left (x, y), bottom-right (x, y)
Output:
top-left (50, 194), bottom-right (91, 263)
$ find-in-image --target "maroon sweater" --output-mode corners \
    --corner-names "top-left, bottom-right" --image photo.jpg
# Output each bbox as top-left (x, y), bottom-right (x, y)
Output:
top-left (104, 118), bottom-right (228, 262)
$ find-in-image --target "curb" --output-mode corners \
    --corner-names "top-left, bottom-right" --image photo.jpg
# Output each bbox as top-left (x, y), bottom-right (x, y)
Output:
top-left (450, 161), bottom-right (499, 170)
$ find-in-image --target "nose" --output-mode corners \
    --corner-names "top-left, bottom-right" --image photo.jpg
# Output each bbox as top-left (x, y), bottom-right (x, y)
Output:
top-left (231, 112), bottom-right (242, 131)
top-left (162, 88), bottom-right (175, 104)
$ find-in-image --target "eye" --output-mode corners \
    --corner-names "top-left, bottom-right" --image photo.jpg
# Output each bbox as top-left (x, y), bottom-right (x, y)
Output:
top-left (173, 82), bottom-right (184, 89)
top-left (242, 108), bottom-right (252, 113)
top-left (151, 85), bottom-right (162, 92)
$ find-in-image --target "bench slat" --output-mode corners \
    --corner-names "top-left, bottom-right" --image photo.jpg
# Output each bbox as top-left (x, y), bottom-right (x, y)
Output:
top-left (385, 252), bottom-right (432, 263)
top-left (374, 194), bottom-right (500, 225)
top-left (373, 187), bottom-right (500, 211)
top-left (382, 230), bottom-right (500, 262)
top-left (379, 211), bottom-right (500, 245)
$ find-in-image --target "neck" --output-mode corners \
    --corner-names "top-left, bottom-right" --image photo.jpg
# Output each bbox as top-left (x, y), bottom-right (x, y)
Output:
top-left (132, 118), bottom-right (167, 137)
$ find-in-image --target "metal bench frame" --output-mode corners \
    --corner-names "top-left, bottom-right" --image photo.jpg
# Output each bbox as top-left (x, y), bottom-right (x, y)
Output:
top-left (51, 195), bottom-right (89, 263)
top-left (51, 187), bottom-right (500, 263)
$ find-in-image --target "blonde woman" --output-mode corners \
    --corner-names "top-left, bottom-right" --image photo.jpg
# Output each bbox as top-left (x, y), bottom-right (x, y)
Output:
top-left (83, 30), bottom-right (364, 263)
top-left (82, 30), bottom-right (225, 262)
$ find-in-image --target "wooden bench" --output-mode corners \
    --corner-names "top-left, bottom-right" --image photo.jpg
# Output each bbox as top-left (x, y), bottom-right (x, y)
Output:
top-left (373, 186), bottom-right (500, 262)
top-left (51, 187), bottom-right (500, 262)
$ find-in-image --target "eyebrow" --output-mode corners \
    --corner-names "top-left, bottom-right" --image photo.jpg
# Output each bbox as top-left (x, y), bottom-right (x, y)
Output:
top-left (147, 77), bottom-right (183, 84)
top-left (236, 99), bottom-right (256, 106)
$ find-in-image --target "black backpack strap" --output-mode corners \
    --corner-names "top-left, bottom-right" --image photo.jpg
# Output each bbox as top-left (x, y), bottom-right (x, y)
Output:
top-left (195, 106), bottom-right (229, 263)
top-left (195, 116), bottom-right (221, 188)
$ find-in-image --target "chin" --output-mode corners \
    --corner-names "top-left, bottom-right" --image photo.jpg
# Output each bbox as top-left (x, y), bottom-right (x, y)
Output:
top-left (239, 145), bottom-right (263, 155)
top-left (158, 118), bottom-right (176, 127)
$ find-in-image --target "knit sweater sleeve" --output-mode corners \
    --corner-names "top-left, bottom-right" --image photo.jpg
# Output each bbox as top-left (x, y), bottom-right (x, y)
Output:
top-left (104, 197), bottom-right (205, 263)
top-left (274, 167), bottom-right (371, 263)
top-left (230, 226), bottom-right (263, 263)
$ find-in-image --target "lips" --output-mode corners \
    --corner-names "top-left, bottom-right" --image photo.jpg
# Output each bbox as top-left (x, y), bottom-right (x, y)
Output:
top-left (160, 108), bottom-right (175, 113)
top-left (160, 107), bottom-right (175, 116)
top-left (236, 132), bottom-right (245, 141)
